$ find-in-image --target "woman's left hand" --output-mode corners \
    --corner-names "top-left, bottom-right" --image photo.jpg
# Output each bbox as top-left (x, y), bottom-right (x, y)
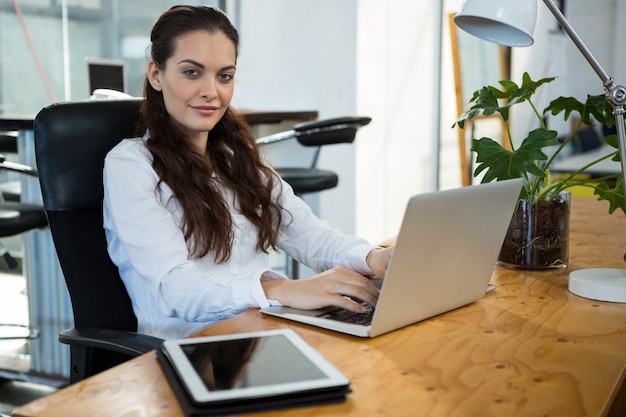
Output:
top-left (366, 246), bottom-right (394, 279)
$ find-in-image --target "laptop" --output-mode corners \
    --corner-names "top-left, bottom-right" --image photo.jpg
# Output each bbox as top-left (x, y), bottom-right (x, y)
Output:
top-left (260, 178), bottom-right (523, 337)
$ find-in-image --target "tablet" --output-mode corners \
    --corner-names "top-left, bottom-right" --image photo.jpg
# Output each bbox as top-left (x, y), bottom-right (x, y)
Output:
top-left (160, 329), bottom-right (350, 405)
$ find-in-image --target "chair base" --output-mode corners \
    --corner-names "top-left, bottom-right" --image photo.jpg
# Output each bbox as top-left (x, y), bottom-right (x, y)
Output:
top-left (286, 255), bottom-right (300, 279)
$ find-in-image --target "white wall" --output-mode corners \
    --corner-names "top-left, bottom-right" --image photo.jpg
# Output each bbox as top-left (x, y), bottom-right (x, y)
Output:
top-left (233, 0), bottom-right (359, 238)
top-left (235, 0), bottom-right (445, 246)
top-left (355, 0), bottom-right (443, 243)
top-left (614, 1), bottom-right (626, 85)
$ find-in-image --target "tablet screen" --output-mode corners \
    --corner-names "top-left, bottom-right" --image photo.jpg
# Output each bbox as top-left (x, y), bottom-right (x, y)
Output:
top-left (162, 329), bottom-right (349, 404)
top-left (182, 332), bottom-right (325, 390)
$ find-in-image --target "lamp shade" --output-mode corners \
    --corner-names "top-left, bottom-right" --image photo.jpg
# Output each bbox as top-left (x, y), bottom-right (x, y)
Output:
top-left (454, 0), bottom-right (537, 47)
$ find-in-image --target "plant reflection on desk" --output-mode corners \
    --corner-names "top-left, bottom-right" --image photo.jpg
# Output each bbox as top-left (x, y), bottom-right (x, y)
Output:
top-left (182, 338), bottom-right (260, 390)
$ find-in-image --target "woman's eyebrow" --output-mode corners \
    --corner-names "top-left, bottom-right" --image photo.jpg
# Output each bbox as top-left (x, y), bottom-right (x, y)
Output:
top-left (178, 59), bottom-right (204, 68)
top-left (177, 59), bottom-right (236, 72)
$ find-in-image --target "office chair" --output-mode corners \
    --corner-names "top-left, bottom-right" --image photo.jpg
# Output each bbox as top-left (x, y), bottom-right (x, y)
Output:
top-left (0, 182), bottom-right (42, 338)
top-left (0, 132), bottom-right (18, 155)
top-left (256, 116), bottom-right (371, 194)
top-left (0, 154), bottom-right (47, 269)
top-left (0, 137), bottom-right (46, 344)
top-left (0, 132), bottom-right (20, 202)
top-left (256, 116), bottom-right (371, 278)
top-left (33, 98), bottom-right (163, 384)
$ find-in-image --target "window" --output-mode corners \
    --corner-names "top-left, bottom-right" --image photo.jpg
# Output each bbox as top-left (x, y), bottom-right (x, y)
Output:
top-left (0, 0), bottom-right (224, 113)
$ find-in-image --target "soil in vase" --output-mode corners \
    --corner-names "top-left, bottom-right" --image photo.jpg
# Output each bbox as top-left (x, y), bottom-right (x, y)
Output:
top-left (497, 192), bottom-right (570, 270)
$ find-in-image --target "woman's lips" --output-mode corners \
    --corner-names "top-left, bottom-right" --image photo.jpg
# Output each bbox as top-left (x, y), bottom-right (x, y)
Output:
top-left (192, 105), bottom-right (218, 115)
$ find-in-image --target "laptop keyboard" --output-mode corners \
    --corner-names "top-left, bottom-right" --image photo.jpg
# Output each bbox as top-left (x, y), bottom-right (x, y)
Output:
top-left (316, 304), bottom-right (375, 326)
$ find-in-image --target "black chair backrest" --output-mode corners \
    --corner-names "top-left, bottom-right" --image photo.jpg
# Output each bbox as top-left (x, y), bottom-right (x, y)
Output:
top-left (34, 98), bottom-right (142, 331)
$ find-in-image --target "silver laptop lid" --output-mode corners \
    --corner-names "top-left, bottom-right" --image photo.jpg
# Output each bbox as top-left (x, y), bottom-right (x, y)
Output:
top-left (260, 179), bottom-right (522, 338)
top-left (369, 178), bottom-right (522, 337)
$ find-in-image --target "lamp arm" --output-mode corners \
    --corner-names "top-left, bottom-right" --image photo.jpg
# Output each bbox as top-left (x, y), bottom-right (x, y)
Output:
top-left (543, 0), bottom-right (626, 197)
top-left (613, 108), bottom-right (626, 199)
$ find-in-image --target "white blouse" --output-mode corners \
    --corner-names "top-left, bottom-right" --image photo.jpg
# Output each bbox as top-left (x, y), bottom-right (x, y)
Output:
top-left (103, 136), bottom-right (376, 339)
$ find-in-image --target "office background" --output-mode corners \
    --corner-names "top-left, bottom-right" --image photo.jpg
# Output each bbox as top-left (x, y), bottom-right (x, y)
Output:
top-left (3, 0), bottom-right (625, 244)
top-left (0, 0), bottom-right (625, 379)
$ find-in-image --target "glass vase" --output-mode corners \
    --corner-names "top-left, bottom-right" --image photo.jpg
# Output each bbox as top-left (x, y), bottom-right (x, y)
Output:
top-left (497, 190), bottom-right (571, 270)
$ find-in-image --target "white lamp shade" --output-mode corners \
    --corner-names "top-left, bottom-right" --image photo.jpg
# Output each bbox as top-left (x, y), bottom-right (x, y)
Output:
top-left (454, 0), bottom-right (538, 47)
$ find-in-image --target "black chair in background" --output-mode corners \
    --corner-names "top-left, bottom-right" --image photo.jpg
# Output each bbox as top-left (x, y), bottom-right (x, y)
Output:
top-left (0, 153), bottom-right (47, 269)
top-left (0, 129), bottom-right (46, 347)
top-left (256, 116), bottom-right (371, 278)
top-left (33, 99), bottom-right (163, 384)
top-left (0, 147), bottom-right (46, 342)
top-left (0, 131), bottom-right (21, 202)
top-left (0, 132), bottom-right (17, 154)
top-left (256, 116), bottom-right (371, 195)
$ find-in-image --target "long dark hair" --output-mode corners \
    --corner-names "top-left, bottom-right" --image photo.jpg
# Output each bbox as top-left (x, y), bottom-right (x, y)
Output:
top-left (137, 5), bottom-right (284, 263)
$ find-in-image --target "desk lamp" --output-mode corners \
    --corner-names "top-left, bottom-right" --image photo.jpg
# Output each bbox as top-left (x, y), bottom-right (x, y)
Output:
top-left (454, 0), bottom-right (626, 303)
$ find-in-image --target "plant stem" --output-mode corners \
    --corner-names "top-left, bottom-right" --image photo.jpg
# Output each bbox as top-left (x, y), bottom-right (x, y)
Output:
top-left (544, 119), bottom-right (589, 172)
top-left (529, 100), bottom-right (546, 129)
top-left (537, 162), bottom-right (619, 200)
top-left (505, 121), bottom-right (515, 150)
top-left (527, 98), bottom-right (550, 196)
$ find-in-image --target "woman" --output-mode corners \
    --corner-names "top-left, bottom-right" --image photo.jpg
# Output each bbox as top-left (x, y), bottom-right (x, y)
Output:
top-left (103, 5), bottom-right (392, 339)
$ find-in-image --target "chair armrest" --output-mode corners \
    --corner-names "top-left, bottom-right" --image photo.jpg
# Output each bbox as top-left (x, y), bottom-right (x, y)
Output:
top-left (256, 116), bottom-right (373, 146)
top-left (255, 129), bottom-right (297, 146)
top-left (0, 155), bottom-right (39, 177)
top-left (59, 328), bottom-right (163, 357)
top-left (293, 116), bottom-right (371, 132)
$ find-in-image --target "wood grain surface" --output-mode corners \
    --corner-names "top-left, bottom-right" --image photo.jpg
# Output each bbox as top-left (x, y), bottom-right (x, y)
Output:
top-left (13, 198), bottom-right (626, 417)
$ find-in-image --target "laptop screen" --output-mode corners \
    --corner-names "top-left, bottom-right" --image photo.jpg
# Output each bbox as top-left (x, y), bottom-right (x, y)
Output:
top-left (86, 58), bottom-right (127, 95)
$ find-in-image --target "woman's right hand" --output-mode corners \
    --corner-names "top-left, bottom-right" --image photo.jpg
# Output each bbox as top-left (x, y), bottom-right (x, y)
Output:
top-left (261, 267), bottom-right (379, 313)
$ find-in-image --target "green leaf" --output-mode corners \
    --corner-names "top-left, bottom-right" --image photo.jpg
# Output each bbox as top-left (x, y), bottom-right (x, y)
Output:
top-left (544, 96), bottom-right (585, 122)
top-left (453, 72), bottom-right (557, 129)
top-left (585, 94), bottom-right (614, 126)
top-left (496, 79), bottom-right (519, 95)
top-left (517, 72), bottom-right (556, 100)
top-left (604, 134), bottom-right (622, 162)
top-left (453, 87), bottom-right (504, 127)
top-left (493, 72), bottom-right (554, 101)
top-left (471, 128), bottom-right (559, 183)
top-left (544, 94), bottom-right (614, 126)
top-left (594, 176), bottom-right (626, 214)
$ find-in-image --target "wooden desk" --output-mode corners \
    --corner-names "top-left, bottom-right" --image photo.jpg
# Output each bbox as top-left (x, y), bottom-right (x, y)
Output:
top-left (0, 114), bottom-right (35, 131)
top-left (239, 110), bottom-right (318, 126)
top-left (12, 198), bottom-right (626, 417)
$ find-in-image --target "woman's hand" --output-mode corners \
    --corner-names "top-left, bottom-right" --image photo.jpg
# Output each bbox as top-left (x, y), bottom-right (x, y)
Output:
top-left (366, 246), bottom-right (394, 279)
top-left (261, 267), bottom-right (380, 313)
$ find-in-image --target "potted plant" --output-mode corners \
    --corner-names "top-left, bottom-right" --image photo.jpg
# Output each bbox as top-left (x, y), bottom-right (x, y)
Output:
top-left (453, 72), bottom-right (625, 269)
